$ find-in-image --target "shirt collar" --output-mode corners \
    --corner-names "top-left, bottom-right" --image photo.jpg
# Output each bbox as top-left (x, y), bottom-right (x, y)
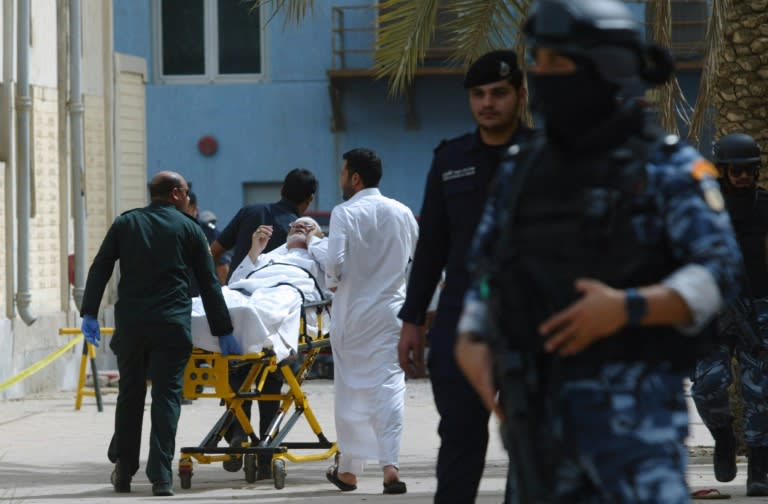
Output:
top-left (150, 200), bottom-right (176, 209)
top-left (347, 187), bottom-right (381, 202)
top-left (275, 198), bottom-right (301, 215)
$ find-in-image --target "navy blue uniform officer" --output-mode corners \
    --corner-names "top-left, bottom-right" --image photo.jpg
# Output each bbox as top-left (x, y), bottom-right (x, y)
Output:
top-left (80, 171), bottom-right (241, 497)
top-left (397, 50), bottom-right (532, 504)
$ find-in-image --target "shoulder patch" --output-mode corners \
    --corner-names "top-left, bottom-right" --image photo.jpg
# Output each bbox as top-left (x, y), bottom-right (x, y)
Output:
top-left (691, 159), bottom-right (718, 181)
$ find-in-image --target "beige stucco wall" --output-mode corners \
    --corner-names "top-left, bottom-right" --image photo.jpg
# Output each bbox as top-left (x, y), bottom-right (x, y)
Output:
top-left (0, 160), bottom-right (6, 317)
top-left (30, 85), bottom-right (63, 312)
top-left (0, 1), bottom-right (145, 400)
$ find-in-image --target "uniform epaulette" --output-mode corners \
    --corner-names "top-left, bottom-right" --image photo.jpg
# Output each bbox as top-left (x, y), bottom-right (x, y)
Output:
top-left (120, 207), bottom-right (140, 216)
top-left (434, 133), bottom-right (472, 153)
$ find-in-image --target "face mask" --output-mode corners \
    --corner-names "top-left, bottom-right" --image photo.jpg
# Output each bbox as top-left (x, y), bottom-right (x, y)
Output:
top-left (529, 66), bottom-right (617, 142)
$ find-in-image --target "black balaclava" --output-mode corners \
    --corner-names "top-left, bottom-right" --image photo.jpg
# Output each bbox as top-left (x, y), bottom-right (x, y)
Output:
top-left (529, 58), bottom-right (619, 148)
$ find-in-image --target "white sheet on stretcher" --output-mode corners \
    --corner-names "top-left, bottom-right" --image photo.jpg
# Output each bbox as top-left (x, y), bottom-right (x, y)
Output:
top-left (191, 270), bottom-right (329, 362)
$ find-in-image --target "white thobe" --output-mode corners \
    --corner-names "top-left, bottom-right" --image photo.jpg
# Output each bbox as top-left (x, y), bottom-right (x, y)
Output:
top-left (325, 187), bottom-right (418, 473)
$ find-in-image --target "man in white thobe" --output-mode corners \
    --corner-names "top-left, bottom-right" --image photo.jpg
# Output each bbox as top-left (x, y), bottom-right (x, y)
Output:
top-left (325, 148), bottom-right (418, 495)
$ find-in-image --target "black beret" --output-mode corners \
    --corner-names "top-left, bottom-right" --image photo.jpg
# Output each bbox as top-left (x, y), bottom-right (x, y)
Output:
top-left (463, 50), bottom-right (521, 89)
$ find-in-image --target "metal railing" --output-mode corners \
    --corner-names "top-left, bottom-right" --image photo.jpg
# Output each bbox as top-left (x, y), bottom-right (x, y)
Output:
top-left (330, 1), bottom-right (708, 71)
top-left (330, 4), bottom-right (460, 71)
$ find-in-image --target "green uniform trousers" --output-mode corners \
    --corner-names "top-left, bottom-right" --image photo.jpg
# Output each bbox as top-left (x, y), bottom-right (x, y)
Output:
top-left (107, 323), bottom-right (192, 484)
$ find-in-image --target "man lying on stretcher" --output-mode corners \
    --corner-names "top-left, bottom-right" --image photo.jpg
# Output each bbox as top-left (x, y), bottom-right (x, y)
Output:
top-left (191, 216), bottom-right (330, 361)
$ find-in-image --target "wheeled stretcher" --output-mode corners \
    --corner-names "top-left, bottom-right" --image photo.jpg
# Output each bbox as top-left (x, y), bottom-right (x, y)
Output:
top-left (178, 298), bottom-right (337, 490)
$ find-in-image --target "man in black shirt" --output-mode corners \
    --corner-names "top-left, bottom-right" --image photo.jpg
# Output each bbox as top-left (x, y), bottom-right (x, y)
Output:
top-left (211, 168), bottom-right (318, 277)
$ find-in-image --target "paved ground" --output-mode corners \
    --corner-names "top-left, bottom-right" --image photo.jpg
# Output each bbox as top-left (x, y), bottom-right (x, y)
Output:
top-left (0, 378), bottom-right (756, 502)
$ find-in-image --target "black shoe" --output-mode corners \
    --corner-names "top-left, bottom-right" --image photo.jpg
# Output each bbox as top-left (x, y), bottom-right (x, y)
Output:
top-left (222, 435), bottom-right (247, 472)
top-left (713, 426), bottom-right (737, 482)
top-left (152, 481), bottom-right (174, 496)
top-left (747, 446), bottom-right (768, 496)
top-left (110, 461), bottom-right (131, 493)
top-left (383, 480), bottom-right (407, 494)
top-left (747, 481), bottom-right (768, 497)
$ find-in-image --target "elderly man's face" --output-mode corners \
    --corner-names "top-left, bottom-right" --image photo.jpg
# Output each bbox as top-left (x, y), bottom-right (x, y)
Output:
top-left (286, 218), bottom-right (319, 249)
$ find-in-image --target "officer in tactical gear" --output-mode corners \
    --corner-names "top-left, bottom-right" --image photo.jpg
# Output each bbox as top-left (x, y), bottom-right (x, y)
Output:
top-left (455, 0), bottom-right (744, 502)
top-left (397, 49), bottom-right (532, 503)
top-left (692, 132), bottom-right (768, 496)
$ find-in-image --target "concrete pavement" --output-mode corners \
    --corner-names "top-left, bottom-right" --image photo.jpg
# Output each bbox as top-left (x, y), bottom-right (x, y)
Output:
top-left (0, 378), bottom-right (757, 503)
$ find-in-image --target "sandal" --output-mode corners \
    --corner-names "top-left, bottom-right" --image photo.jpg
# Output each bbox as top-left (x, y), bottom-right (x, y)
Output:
top-left (691, 488), bottom-right (731, 500)
top-left (326, 466), bottom-right (357, 491)
top-left (383, 479), bottom-right (407, 494)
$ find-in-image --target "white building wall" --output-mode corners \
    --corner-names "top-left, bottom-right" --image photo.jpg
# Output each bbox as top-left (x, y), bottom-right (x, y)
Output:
top-left (29, 0), bottom-right (58, 88)
top-left (30, 85), bottom-right (61, 312)
top-left (84, 93), bottom-right (109, 262)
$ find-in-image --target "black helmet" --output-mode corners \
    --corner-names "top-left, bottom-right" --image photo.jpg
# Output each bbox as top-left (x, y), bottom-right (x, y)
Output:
top-left (713, 133), bottom-right (762, 166)
top-left (524, 0), bottom-right (673, 86)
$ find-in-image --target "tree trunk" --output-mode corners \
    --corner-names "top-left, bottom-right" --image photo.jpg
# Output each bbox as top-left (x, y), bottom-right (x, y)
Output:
top-left (714, 0), bottom-right (768, 176)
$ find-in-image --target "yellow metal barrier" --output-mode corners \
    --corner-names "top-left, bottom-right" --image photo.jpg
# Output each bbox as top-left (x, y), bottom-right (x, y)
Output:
top-left (59, 327), bottom-right (115, 411)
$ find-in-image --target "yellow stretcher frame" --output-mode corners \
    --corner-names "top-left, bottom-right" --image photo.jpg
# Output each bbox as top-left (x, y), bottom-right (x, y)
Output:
top-left (177, 299), bottom-right (337, 490)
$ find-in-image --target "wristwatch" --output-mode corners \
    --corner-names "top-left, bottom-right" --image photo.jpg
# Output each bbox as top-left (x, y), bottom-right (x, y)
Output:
top-left (625, 287), bottom-right (647, 326)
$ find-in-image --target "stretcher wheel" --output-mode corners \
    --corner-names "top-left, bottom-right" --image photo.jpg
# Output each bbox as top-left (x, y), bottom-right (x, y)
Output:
top-left (244, 454), bottom-right (257, 483)
top-left (179, 471), bottom-right (192, 489)
top-left (273, 459), bottom-right (286, 490)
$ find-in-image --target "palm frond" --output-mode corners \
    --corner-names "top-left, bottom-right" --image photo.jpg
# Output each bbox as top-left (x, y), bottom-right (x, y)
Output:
top-left (688, 0), bottom-right (729, 146)
top-left (253, 0), bottom-right (315, 26)
top-left (440, 0), bottom-right (529, 63)
top-left (646, 0), bottom-right (692, 135)
top-left (373, 0), bottom-right (441, 97)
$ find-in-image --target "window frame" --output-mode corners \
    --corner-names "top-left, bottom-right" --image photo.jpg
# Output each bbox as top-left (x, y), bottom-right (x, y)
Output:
top-left (152, 0), bottom-right (267, 85)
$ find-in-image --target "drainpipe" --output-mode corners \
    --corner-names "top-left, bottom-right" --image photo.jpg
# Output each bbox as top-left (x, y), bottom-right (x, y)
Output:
top-left (3, 0), bottom-right (15, 319)
top-left (70, 0), bottom-right (86, 310)
top-left (15, 0), bottom-right (35, 325)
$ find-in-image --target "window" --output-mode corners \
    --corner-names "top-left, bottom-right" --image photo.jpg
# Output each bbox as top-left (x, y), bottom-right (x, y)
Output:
top-left (156, 0), bottom-right (264, 83)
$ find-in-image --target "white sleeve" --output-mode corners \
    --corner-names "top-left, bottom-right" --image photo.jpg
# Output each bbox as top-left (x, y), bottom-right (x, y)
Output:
top-left (325, 208), bottom-right (346, 289)
top-left (228, 254), bottom-right (268, 285)
top-left (662, 263), bottom-right (723, 334)
top-left (308, 236), bottom-right (329, 277)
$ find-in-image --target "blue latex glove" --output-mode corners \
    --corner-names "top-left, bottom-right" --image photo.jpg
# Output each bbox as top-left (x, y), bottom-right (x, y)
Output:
top-left (218, 333), bottom-right (242, 356)
top-left (81, 315), bottom-right (101, 348)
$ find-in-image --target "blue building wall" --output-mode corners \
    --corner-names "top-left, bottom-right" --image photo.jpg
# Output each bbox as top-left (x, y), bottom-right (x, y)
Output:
top-left (113, 0), bottom-right (475, 225)
top-left (113, 1), bottom-right (705, 225)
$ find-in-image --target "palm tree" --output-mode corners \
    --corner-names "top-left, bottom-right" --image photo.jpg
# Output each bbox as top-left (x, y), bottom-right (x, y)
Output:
top-left (258, 0), bottom-right (717, 136)
top-left (258, 0), bottom-right (530, 96)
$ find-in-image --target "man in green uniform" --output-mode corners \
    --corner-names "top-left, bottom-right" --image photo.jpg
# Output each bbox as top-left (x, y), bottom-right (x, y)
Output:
top-left (80, 171), bottom-right (241, 497)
